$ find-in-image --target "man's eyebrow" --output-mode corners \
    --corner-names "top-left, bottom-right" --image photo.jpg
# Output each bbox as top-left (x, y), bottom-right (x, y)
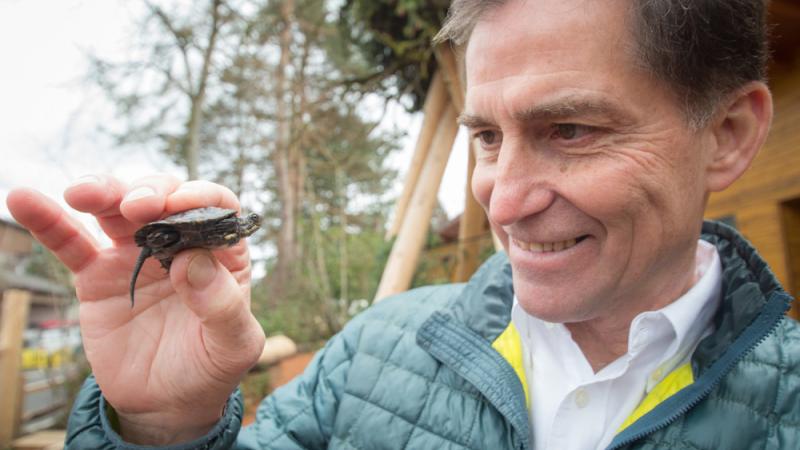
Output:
top-left (457, 113), bottom-right (495, 129)
top-left (457, 97), bottom-right (634, 129)
top-left (513, 97), bottom-right (633, 124)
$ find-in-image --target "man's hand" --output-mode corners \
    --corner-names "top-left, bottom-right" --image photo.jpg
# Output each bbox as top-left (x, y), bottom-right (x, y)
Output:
top-left (6, 174), bottom-right (266, 445)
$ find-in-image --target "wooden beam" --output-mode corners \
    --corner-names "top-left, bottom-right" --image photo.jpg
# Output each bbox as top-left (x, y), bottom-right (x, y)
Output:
top-left (0, 290), bottom-right (32, 448)
top-left (434, 44), bottom-right (465, 113)
top-left (11, 430), bottom-right (65, 450)
top-left (255, 335), bottom-right (297, 368)
top-left (780, 199), bottom-right (800, 320)
top-left (492, 230), bottom-right (504, 252)
top-left (375, 102), bottom-right (460, 301)
top-left (386, 71), bottom-right (449, 240)
top-left (438, 43), bottom-right (500, 275)
top-left (772, 0), bottom-right (800, 22)
top-left (453, 141), bottom-right (488, 282)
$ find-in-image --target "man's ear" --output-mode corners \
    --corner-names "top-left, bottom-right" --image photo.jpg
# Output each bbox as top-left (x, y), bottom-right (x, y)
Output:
top-left (706, 81), bottom-right (773, 192)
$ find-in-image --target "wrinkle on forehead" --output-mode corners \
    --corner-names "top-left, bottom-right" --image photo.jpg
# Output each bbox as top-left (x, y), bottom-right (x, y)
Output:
top-left (460, 0), bottom-right (667, 129)
top-left (465, 0), bottom-right (635, 88)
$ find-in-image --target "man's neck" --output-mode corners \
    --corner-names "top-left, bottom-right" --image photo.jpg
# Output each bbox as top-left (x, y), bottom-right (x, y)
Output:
top-left (565, 257), bottom-right (700, 373)
top-left (565, 320), bottom-right (631, 372)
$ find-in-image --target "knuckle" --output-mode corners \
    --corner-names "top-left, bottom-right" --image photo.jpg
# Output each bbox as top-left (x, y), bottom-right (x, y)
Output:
top-left (243, 328), bottom-right (267, 367)
top-left (135, 173), bottom-right (181, 191)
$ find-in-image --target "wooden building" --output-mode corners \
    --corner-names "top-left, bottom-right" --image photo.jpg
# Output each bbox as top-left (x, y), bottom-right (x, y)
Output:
top-left (0, 218), bottom-right (77, 327)
top-left (705, 1), bottom-right (800, 319)
top-left (0, 218), bottom-right (79, 448)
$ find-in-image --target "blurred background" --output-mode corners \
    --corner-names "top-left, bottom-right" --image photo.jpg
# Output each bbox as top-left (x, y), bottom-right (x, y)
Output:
top-left (0, 0), bottom-right (798, 449)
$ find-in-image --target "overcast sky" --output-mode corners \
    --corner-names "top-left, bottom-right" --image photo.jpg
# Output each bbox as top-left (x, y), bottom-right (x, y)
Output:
top-left (0, 0), bottom-right (469, 242)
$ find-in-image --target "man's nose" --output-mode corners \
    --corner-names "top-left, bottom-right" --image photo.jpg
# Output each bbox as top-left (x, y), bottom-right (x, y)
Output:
top-left (488, 142), bottom-right (556, 226)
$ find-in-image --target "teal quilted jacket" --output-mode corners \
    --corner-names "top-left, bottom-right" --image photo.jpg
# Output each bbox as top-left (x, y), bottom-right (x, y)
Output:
top-left (66, 222), bottom-right (800, 449)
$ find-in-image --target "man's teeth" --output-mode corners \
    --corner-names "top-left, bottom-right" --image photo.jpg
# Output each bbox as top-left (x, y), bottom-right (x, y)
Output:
top-left (513, 237), bottom-right (579, 253)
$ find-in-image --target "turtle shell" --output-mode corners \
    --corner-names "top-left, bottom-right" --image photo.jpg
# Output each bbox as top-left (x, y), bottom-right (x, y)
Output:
top-left (134, 207), bottom-right (241, 263)
top-left (149, 206), bottom-right (237, 226)
top-left (129, 207), bottom-right (256, 307)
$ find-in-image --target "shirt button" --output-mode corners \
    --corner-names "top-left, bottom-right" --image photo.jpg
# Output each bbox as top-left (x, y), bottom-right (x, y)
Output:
top-left (651, 368), bottom-right (664, 382)
top-left (574, 388), bottom-right (590, 408)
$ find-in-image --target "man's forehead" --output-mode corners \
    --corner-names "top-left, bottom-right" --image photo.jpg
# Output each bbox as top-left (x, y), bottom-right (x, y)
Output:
top-left (464, 0), bottom-right (632, 86)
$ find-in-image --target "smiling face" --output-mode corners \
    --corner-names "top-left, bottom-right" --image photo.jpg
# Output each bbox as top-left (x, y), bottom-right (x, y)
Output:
top-left (465, 0), bottom-right (715, 325)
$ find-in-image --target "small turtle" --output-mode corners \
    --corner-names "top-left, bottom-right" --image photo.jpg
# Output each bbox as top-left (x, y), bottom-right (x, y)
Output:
top-left (129, 207), bottom-right (262, 307)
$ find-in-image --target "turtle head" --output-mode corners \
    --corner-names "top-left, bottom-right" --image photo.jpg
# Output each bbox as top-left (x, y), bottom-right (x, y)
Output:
top-left (240, 213), bottom-right (262, 237)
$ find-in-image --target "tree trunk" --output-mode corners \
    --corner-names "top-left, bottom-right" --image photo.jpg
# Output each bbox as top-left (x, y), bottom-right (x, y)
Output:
top-left (184, 0), bottom-right (223, 180)
top-left (272, 0), bottom-right (298, 294)
top-left (336, 167), bottom-right (349, 306)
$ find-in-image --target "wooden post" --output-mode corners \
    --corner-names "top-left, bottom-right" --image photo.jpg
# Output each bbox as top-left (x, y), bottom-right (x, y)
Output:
top-left (492, 230), bottom-right (504, 252)
top-left (780, 200), bottom-right (800, 320)
top-left (386, 71), bottom-right (449, 240)
top-left (11, 430), bottom-right (66, 450)
top-left (375, 102), bottom-right (460, 301)
top-left (434, 44), bottom-right (465, 113)
top-left (0, 289), bottom-right (32, 447)
top-left (255, 335), bottom-right (297, 368)
top-left (436, 43), bottom-right (502, 273)
top-left (453, 142), bottom-right (489, 282)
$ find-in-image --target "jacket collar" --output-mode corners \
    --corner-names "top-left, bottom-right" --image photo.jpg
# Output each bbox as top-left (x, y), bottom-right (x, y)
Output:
top-left (693, 220), bottom-right (792, 371)
top-left (609, 222), bottom-right (793, 448)
top-left (448, 250), bottom-right (515, 342)
top-left (416, 252), bottom-right (528, 449)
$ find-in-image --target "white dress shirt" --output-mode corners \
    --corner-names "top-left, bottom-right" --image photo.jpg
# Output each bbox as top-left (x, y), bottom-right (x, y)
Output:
top-left (512, 240), bottom-right (722, 450)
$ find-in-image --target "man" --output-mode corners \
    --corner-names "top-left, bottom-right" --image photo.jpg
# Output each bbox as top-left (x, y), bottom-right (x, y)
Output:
top-left (6, 0), bottom-right (799, 448)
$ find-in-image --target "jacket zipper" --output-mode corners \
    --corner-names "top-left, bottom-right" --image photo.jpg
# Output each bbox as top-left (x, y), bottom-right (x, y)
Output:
top-left (606, 292), bottom-right (791, 449)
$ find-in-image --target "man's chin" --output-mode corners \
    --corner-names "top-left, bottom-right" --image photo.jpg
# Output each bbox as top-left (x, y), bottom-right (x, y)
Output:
top-left (513, 282), bottom-right (599, 324)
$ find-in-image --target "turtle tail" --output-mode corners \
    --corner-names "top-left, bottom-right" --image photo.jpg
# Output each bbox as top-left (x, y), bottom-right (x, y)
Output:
top-left (130, 247), bottom-right (152, 308)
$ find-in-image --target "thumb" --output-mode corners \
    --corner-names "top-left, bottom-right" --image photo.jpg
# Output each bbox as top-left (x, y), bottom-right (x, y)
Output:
top-left (170, 250), bottom-right (265, 374)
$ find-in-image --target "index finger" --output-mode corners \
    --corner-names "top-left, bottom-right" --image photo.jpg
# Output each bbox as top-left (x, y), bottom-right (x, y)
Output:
top-left (165, 180), bottom-right (241, 213)
top-left (6, 188), bottom-right (99, 273)
top-left (66, 173), bottom-right (184, 243)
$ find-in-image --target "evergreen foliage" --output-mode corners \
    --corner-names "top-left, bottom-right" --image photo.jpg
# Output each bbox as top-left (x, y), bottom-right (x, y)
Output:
top-left (85, 0), bottom-right (442, 344)
top-left (337, 0), bottom-right (450, 111)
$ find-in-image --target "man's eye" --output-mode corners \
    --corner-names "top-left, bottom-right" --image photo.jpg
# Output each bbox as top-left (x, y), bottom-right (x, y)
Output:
top-left (553, 123), bottom-right (594, 140)
top-left (475, 130), bottom-right (502, 147)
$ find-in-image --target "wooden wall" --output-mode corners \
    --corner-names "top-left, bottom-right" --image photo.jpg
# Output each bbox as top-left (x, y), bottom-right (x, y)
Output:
top-left (705, 65), bottom-right (800, 319)
top-left (0, 221), bottom-right (33, 256)
top-left (784, 200), bottom-right (800, 300)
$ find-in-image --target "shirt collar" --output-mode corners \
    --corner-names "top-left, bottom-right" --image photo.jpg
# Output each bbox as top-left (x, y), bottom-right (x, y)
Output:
top-left (512, 239), bottom-right (723, 374)
top-left (655, 239), bottom-right (722, 357)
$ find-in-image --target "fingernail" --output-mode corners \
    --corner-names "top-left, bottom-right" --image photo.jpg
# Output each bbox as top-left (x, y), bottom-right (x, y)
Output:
top-left (69, 175), bottom-right (100, 188)
top-left (188, 253), bottom-right (217, 289)
top-left (123, 186), bottom-right (156, 203)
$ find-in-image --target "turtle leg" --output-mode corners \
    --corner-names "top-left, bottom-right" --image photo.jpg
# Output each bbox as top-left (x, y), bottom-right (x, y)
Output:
top-left (159, 257), bottom-right (173, 271)
top-left (130, 247), bottom-right (153, 308)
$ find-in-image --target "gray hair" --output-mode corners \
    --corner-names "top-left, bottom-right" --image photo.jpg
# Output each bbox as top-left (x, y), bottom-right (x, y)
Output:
top-left (435, 0), bottom-right (770, 128)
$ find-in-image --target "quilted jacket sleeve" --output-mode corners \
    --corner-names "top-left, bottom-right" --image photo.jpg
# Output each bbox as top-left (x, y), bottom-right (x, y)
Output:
top-left (64, 375), bottom-right (244, 450)
top-left (64, 320), bottom-right (360, 450)
top-left (235, 320), bottom-right (360, 449)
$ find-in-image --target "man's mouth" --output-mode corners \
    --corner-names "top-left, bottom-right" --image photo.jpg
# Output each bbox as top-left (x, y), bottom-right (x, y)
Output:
top-left (511, 235), bottom-right (589, 253)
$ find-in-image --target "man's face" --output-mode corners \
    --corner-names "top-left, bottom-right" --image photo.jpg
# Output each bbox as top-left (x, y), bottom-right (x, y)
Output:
top-left (465, 0), bottom-right (713, 324)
